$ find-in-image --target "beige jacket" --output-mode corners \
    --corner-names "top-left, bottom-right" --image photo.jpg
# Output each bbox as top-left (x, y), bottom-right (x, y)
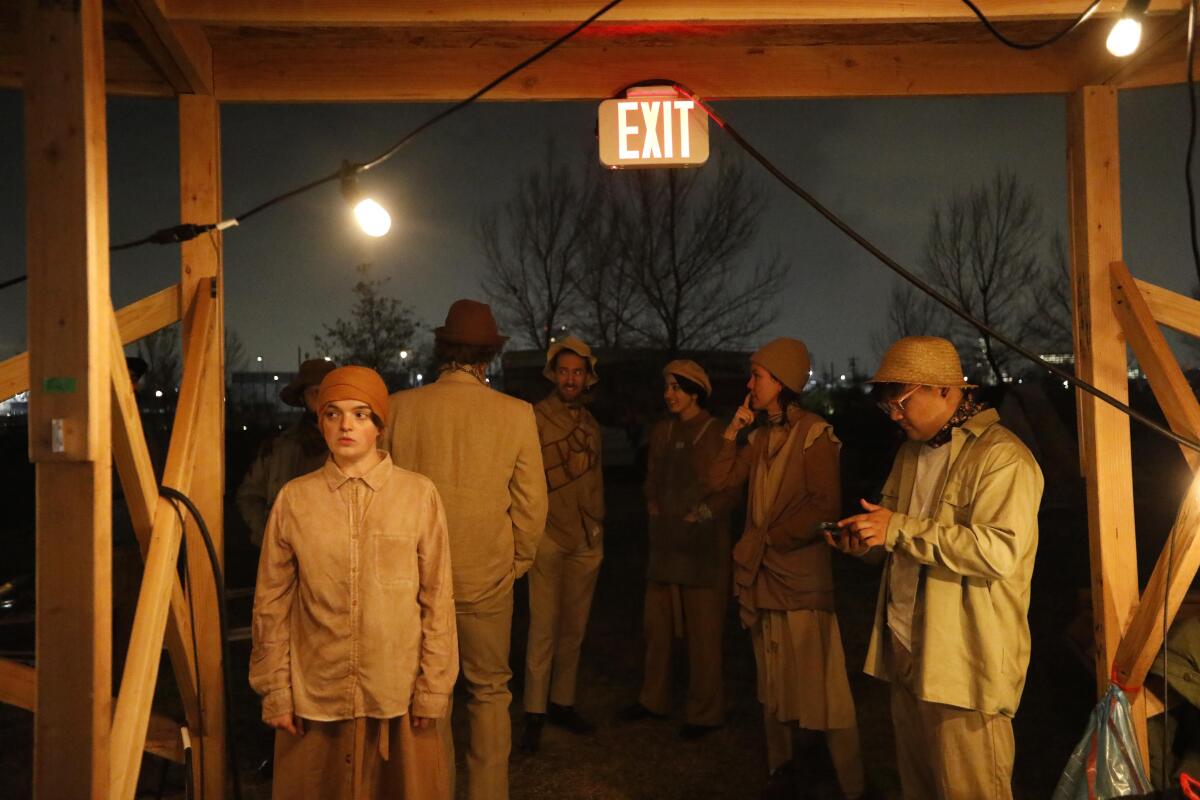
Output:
top-left (250, 453), bottom-right (458, 723)
top-left (534, 393), bottom-right (605, 549)
top-left (863, 409), bottom-right (1043, 717)
top-left (385, 371), bottom-right (549, 610)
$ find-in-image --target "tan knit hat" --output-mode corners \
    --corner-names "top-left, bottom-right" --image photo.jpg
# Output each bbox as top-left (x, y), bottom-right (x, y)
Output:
top-left (317, 366), bottom-right (390, 427)
top-left (544, 336), bottom-right (599, 387)
top-left (751, 338), bottom-right (811, 393)
top-left (662, 359), bottom-right (712, 398)
top-left (870, 336), bottom-right (976, 388)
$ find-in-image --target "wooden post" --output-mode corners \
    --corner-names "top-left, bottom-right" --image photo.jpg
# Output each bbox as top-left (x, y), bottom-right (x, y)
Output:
top-left (1067, 86), bottom-right (1149, 764)
top-left (22, 0), bottom-right (112, 796)
top-left (178, 92), bottom-right (226, 796)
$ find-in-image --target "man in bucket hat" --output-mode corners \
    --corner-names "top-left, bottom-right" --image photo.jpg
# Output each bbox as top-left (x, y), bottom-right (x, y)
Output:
top-left (831, 336), bottom-right (1043, 800)
top-left (237, 357), bottom-right (336, 546)
top-left (385, 299), bottom-right (547, 800)
top-left (521, 335), bottom-right (605, 753)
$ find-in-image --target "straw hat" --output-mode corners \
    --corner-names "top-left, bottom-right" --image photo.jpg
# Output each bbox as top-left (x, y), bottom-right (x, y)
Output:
top-left (662, 359), bottom-right (712, 398)
top-left (544, 335), bottom-right (599, 387)
top-left (434, 299), bottom-right (509, 347)
top-left (280, 358), bottom-right (337, 407)
top-left (869, 336), bottom-right (976, 388)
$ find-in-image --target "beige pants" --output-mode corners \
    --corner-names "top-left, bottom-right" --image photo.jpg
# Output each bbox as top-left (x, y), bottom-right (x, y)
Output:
top-left (272, 716), bottom-right (449, 800)
top-left (524, 533), bottom-right (603, 713)
top-left (639, 580), bottom-right (726, 726)
top-left (889, 634), bottom-right (1015, 800)
top-left (440, 589), bottom-right (514, 800)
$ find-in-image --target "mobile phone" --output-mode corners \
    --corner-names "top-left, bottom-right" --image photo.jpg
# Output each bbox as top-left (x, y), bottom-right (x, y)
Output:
top-left (816, 521), bottom-right (842, 538)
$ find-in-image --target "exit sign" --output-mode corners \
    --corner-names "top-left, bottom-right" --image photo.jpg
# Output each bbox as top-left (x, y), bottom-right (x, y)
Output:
top-left (598, 87), bottom-right (710, 169)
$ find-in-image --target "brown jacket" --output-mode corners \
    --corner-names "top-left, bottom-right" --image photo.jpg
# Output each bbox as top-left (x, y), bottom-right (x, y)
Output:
top-left (236, 416), bottom-right (328, 547)
top-left (385, 370), bottom-right (548, 610)
top-left (250, 453), bottom-right (458, 723)
top-left (535, 393), bottom-right (605, 549)
top-left (709, 407), bottom-right (841, 625)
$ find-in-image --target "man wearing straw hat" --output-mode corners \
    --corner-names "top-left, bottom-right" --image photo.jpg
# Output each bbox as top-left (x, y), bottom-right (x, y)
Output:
top-left (237, 357), bottom-right (336, 547)
top-left (521, 335), bottom-right (605, 753)
top-left (832, 336), bottom-right (1043, 800)
top-left (385, 299), bottom-right (548, 800)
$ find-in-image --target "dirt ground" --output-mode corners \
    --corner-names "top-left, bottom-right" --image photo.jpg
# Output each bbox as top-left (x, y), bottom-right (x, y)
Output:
top-left (0, 465), bottom-right (1130, 799)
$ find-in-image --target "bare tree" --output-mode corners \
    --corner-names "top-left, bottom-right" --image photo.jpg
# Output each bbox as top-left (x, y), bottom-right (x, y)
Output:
top-left (138, 324), bottom-right (180, 394)
top-left (872, 279), bottom-right (947, 357)
top-left (607, 147), bottom-right (789, 354)
top-left (314, 264), bottom-right (419, 374)
top-left (570, 194), bottom-right (647, 349)
top-left (479, 143), bottom-right (598, 350)
top-left (225, 327), bottom-right (249, 387)
top-left (1023, 232), bottom-right (1075, 356)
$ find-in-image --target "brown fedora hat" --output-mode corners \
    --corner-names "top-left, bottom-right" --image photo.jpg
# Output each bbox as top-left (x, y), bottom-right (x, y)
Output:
top-left (280, 358), bottom-right (337, 407)
top-left (434, 299), bottom-right (509, 347)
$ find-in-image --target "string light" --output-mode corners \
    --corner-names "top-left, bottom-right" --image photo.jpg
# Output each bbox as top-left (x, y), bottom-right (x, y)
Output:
top-left (340, 164), bottom-right (392, 237)
top-left (1106, 0), bottom-right (1150, 57)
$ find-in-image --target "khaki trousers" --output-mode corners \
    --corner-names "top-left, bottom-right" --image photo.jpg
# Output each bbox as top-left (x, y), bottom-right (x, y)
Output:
top-left (273, 716), bottom-right (449, 800)
top-left (440, 589), bottom-right (514, 800)
top-left (524, 533), bottom-right (603, 713)
top-left (639, 580), bottom-right (726, 726)
top-left (889, 634), bottom-right (1015, 800)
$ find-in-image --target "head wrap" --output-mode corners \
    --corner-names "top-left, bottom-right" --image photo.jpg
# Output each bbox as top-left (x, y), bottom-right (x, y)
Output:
top-left (316, 366), bottom-right (389, 427)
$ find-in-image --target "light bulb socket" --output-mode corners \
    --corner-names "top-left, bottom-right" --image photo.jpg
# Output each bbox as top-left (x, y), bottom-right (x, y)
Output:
top-left (340, 161), bottom-right (364, 204)
top-left (1121, 0), bottom-right (1150, 19)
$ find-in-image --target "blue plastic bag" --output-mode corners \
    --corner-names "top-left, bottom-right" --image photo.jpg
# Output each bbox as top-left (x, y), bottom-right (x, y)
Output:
top-left (1053, 684), bottom-right (1152, 799)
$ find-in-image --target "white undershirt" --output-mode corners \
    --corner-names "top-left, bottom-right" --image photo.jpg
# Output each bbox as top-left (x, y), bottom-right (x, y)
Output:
top-left (887, 442), bottom-right (952, 652)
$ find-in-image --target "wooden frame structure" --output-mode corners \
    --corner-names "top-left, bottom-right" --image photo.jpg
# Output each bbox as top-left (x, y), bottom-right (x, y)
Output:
top-left (3, 0), bottom-right (1200, 795)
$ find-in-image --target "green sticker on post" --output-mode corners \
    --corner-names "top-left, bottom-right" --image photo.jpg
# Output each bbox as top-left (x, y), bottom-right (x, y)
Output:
top-left (43, 377), bottom-right (77, 394)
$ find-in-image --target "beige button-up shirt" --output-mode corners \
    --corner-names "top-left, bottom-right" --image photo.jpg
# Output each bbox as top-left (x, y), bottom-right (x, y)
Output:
top-left (250, 452), bottom-right (458, 723)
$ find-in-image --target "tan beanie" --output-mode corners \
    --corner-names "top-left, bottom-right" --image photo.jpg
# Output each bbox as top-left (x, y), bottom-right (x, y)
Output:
top-left (316, 366), bottom-right (390, 426)
top-left (751, 338), bottom-right (811, 393)
top-left (662, 359), bottom-right (712, 398)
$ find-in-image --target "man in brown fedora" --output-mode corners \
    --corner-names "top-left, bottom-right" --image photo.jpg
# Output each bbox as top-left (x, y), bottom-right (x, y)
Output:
top-left (832, 336), bottom-right (1043, 800)
top-left (520, 336), bottom-right (605, 754)
top-left (385, 299), bottom-right (548, 800)
top-left (237, 357), bottom-right (336, 547)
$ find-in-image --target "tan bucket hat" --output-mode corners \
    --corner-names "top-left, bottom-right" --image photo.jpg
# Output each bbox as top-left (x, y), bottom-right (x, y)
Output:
top-left (280, 358), bottom-right (337, 407)
top-left (870, 336), bottom-right (976, 388)
top-left (544, 335), bottom-right (599, 387)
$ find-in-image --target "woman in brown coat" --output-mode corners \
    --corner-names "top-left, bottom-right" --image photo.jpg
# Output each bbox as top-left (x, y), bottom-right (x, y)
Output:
top-left (709, 338), bottom-right (864, 800)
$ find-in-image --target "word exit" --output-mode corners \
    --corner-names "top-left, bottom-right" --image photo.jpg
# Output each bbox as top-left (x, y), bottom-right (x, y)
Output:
top-left (598, 91), bottom-right (710, 169)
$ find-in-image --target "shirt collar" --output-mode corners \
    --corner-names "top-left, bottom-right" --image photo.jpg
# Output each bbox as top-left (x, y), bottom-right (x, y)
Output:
top-left (322, 450), bottom-right (393, 492)
top-left (436, 370), bottom-right (484, 386)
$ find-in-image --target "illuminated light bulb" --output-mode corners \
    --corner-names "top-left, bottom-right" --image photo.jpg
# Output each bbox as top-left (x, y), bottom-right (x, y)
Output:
top-left (1106, 0), bottom-right (1149, 57)
top-left (353, 198), bottom-right (391, 237)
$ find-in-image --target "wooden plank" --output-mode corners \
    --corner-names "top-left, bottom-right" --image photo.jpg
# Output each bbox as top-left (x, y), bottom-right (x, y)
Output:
top-left (0, 283), bottom-right (181, 403)
top-left (24, 1), bottom-right (113, 797)
top-left (177, 91), bottom-right (226, 798)
top-left (109, 289), bottom-right (213, 800)
top-left (1111, 261), bottom-right (1200, 471)
top-left (1114, 469), bottom-right (1200, 690)
top-left (1136, 278), bottom-right (1200, 338)
top-left (163, 0), bottom-right (1181, 26)
top-left (0, 24), bottom-right (173, 96)
top-left (113, 0), bottom-right (212, 94)
top-left (210, 24), bottom-right (1097, 101)
top-left (1067, 86), bottom-right (1150, 767)
top-left (0, 658), bottom-right (186, 764)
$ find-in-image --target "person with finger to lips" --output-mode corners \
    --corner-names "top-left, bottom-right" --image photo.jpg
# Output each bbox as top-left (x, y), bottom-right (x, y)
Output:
top-left (830, 337), bottom-right (1042, 800)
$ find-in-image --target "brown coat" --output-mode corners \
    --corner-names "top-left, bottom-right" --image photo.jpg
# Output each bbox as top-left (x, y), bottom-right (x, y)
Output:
top-left (534, 393), bottom-right (605, 549)
top-left (708, 408), bottom-right (841, 625)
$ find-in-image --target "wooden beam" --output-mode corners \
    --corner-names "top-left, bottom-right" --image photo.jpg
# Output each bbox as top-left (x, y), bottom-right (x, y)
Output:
top-left (163, 0), bottom-right (1181, 26)
top-left (113, 0), bottom-right (212, 94)
top-left (1067, 86), bottom-right (1150, 767)
top-left (1137, 278), bottom-right (1200, 338)
top-left (0, 283), bottom-right (181, 404)
top-left (1111, 261), bottom-right (1200, 471)
top-left (177, 91), bottom-right (226, 798)
top-left (0, 658), bottom-right (186, 765)
top-left (109, 289), bottom-right (213, 800)
top-left (23, 1), bottom-right (113, 797)
top-left (1114, 469), bottom-right (1200, 690)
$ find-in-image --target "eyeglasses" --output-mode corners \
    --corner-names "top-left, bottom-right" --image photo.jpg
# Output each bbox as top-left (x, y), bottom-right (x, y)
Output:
top-left (876, 385), bottom-right (921, 417)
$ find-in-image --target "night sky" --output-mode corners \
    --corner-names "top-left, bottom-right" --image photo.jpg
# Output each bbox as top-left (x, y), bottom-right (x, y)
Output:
top-left (0, 84), bottom-right (1196, 376)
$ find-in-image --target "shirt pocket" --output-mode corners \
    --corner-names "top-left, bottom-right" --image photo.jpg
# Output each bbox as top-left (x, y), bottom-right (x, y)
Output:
top-left (939, 479), bottom-right (971, 525)
top-left (371, 535), bottom-right (415, 587)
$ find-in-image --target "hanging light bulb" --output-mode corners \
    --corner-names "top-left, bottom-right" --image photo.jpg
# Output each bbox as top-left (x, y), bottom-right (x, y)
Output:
top-left (340, 163), bottom-right (392, 237)
top-left (1106, 0), bottom-right (1150, 58)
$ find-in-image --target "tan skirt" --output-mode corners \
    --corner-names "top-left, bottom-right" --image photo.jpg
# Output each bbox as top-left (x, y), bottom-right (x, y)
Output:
top-left (272, 715), bottom-right (450, 800)
top-left (751, 608), bottom-right (858, 731)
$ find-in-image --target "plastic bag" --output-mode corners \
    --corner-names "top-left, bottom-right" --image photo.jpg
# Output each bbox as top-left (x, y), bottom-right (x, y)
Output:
top-left (1053, 684), bottom-right (1153, 799)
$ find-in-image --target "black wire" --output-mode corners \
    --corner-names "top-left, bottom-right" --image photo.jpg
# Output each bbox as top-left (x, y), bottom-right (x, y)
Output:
top-left (161, 486), bottom-right (244, 800)
top-left (677, 85), bottom-right (1200, 456)
top-left (173, 498), bottom-right (207, 800)
top-left (961, 0), bottom-right (1102, 50)
top-left (0, 274), bottom-right (26, 291)
top-left (1187, 0), bottom-right (1200, 291)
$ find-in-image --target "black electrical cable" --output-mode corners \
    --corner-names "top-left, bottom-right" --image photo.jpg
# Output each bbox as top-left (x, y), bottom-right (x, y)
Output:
top-left (173, 499), bottom-right (206, 800)
top-left (673, 84), bottom-right (1200, 455)
top-left (962, 0), bottom-right (1102, 50)
top-left (160, 485), bottom-right (244, 800)
top-left (0, 274), bottom-right (25, 291)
